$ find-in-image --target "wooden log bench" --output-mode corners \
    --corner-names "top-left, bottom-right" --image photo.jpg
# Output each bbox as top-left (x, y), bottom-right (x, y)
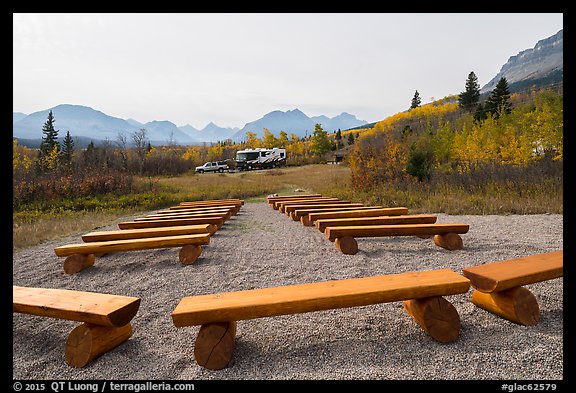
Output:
top-left (173, 202), bottom-right (242, 212)
top-left (297, 206), bottom-right (394, 226)
top-left (267, 193), bottom-right (322, 203)
top-left (282, 202), bottom-right (356, 216)
top-left (170, 202), bottom-right (242, 213)
top-left (277, 198), bottom-right (343, 212)
top-left (176, 199), bottom-right (243, 208)
top-left (307, 207), bottom-right (409, 227)
top-left (134, 211), bottom-right (231, 222)
top-left (13, 285), bottom-right (141, 368)
top-left (158, 205), bottom-right (240, 215)
top-left (271, 197), bottom-right (335, 210)
top-left (118, 216), bottom-right (225, 230)
top-left (325, 223), bottom-right (470, 254)
top-left (316, 214), bottom-right (436, 232)
top-left (179, 198), bottom-right (244, 206)
top-left (291, 204), bottom-right (372, 221)
top-left (461, 250), bottom-right (563, 326)
top-left (171, 268), bottom-right (471, 370)
top-left (82, 224), bottom-right (216, 242)
top-left (54, 233), bottom-right (211, 274)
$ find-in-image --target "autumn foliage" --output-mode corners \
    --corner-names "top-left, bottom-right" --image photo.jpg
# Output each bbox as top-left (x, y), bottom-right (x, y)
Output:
top-left (347, 88), bottom-right (562, 191)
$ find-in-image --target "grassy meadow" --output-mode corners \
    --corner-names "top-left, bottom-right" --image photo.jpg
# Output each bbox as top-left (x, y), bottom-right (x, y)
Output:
top-left (13, 164), bottom-right (562, 252)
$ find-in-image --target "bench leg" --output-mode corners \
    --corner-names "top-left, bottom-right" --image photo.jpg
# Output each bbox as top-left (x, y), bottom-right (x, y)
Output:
top-left (403, 296), bottom-right (461, 343)
top-left (433, 233), bottom-right (463, 250)
top-left (194, 321), bottom-right (237, 370)
top-left (470, 286), bottom-right (540, 326)
top-left (65, 322), bottom-right (133, 368)
top-left (63, 254), bottom-right (96, 275)
top-left (335, 236), bottom-right (358, 255)
top-left (179, 245), bottom-right (203, 265)
top-left (300, 215), bottom-right (314, 227)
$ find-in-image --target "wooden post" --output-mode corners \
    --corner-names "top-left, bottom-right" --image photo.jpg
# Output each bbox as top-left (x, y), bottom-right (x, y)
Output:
top-left (403, 296), bottom-right (461, 343)
top-left (335, 237), bottom-right (358, 255)
top-left (194, 321), bottom-right (237, 370)
top-left (470, 286), bottom-right (540, 326)
top-left (179, 245), bottom-right (203, 265)
top-left (300, 215), bottom-right (313, 227)
top-left (433, 233), bottom-right (463, 250)
top-left (65, 323), bottom-right (133, 368)
top-left (63, 254), bottom-right (96, 275)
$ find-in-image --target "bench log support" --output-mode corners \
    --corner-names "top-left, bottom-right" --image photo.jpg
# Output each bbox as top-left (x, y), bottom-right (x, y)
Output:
top-left (194, 321), bottom-right (237, 370)
top-left (462, 251), bottom-right (562, 326)
top-left (66, 322), bottom-right (134, 368)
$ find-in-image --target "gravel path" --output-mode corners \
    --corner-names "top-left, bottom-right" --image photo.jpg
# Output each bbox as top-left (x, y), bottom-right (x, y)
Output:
top-left (12, 202), bottom-right (563, 380)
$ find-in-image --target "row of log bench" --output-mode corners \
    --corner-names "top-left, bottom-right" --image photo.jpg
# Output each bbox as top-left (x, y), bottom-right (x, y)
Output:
top-left (14, 250), bottom-right (563, 369)
top-left (266, 194), bottom-right (469, 254)
top-left (53, 199), bottom-right (244, 274)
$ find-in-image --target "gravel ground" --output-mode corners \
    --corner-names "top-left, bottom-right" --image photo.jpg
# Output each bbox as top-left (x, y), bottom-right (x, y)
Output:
top-left (12, 202), bottom-right (563, 380)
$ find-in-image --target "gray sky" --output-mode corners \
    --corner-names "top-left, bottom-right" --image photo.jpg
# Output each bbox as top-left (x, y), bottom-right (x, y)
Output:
top-left (13, 13), bottom-right (563, 129)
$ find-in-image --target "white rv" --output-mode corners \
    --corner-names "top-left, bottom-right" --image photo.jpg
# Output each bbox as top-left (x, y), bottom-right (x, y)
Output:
top-left (234, 147), bottom-right (287, 171)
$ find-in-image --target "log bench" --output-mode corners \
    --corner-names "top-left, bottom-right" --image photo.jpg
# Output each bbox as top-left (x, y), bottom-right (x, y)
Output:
top-left (277, 198), bottom-right (343, 213)
top-left (54, 233), bottom-right (211, 274)
top-left (170, 203), bottom-right (241, 213)
top-left (316, 214), bottom-right (436, 232)
top-left (158, 205), bottom-right (240, 215)
top-left (13, 285), bottom-right (141, 368)
top-left (298, 206), bottom-right (402, 226)
top-left (176, 199), bottom-right (243, 208)
top-left (461, 250), bottom-right (563, 326)
top-left (325, 223), bottom-right (470, 254)
top-left (267, 194), bottom-right (323, 204)
top-left (118, 216), bottom-right (225, 230)
top-left (81, 224), bottom-right (216, 242)
top-left (290, 204), bottom-right (367, 221)
top-left (272, 197), bottom-right (336, 210)
top-left (307, 207), bottom-right (409, 227)
top-left (282, 202), bottom-right (356, 215)
top-left (134, 211), bottom-right (231, 222)
top-left (171, 268), bottom-right (471, 370)
top-left (179, 198), bottom-right (244, 206)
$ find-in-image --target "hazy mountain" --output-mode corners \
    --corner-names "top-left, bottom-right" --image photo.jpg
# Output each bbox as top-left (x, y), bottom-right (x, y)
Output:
top-left (230, 109), bottom-right (367, 141)
top-left (125, 118), bottom-right (144, 127)
top-left (141, 120), bottom-right (198, 144)
top-left (13, 105), bottom-right (199, 145)
top-left (481, 29), bottom-right (563, 94)
top-left (197, 122), bottom-right (238, 142)
top-left (13, 112), bottom-right (27, 123)
top-left (13, 104), bottom-right (138, 141)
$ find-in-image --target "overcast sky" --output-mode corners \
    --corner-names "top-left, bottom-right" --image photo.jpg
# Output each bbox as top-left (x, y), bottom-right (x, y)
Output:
top-left (13, 13), bottom-right (563, 129)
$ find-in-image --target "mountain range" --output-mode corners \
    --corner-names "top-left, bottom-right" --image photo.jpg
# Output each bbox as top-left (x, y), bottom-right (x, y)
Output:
top-left (12, 105), bottom-right (367, 147)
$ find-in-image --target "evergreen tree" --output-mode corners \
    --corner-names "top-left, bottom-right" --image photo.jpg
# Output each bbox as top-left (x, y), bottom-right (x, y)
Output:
top-left (335, 129), bottom-right (342, 149)
top-left (410, 90), bottom-right (421, 110)
top-left (61, 131), bottom-right (75, 168)
top-left (38, 110), bottom-right (61, 162)
top-left (310, 123), bottom-right (331, 156)
top-left (347, 132), bottom-right (355, 145)
top-left (485, 77), bottom-right (512, 119)
top-left (458, 71), bottom-right (481, 112)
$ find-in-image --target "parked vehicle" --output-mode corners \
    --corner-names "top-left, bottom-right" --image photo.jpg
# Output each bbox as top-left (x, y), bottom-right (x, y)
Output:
top-left (195, 161), bottom-right (229, 174)
top-left (235, 148), bottom-right (287, 171)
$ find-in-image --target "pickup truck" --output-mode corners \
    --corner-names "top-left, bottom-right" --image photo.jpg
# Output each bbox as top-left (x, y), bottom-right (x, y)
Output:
top-left (195, 161), bottom-right (229, 174)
